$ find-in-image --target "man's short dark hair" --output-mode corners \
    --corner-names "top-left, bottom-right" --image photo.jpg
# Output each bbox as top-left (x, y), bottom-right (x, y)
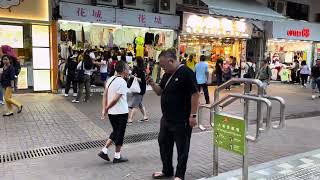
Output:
top-left (115, 61), bottom-right (127, 73)
top-left (200, 55), bottom-right (206, 61)
top-left (158, 48), bottom-right (177, 61)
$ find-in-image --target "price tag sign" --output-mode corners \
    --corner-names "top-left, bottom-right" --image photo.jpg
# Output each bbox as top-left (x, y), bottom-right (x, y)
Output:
top-left (214, 113), bottom-right (246, 155)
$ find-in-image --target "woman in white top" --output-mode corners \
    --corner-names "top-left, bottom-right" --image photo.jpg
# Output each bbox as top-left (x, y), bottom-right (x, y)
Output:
top-left (72, 54), bottom-right (94, 103)
top-left (300, 61), bottom-right (310, 87)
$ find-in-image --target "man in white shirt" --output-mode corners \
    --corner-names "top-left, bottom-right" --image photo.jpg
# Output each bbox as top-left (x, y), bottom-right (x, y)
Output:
top-left (99, 61), bottom-right (130, 163)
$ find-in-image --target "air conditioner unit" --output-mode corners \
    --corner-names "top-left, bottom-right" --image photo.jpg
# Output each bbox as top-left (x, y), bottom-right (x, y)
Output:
top-left (96, 0), bottom-right (118, 6)
top-left (123, 0), bottom-right (140, 8)
top-left (157, 0), bottom-right (176, 15)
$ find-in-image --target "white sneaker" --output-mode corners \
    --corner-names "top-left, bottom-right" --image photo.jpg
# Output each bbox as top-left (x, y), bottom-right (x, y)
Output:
top-left (72, 100), bottom-right (79, 103)
top-left (64, 94), bottom-right (69, 97)
top-left (73, 93), bottom-right (77, 97)
top-left (312, 95), bottom-right (316, 100)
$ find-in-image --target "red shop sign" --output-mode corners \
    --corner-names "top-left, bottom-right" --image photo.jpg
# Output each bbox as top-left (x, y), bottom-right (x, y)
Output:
top-left (287, 28), bottom-right (310, 38)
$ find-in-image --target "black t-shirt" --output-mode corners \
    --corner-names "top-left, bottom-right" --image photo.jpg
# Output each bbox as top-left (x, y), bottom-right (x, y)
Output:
top-left (216, 59), bottom-right (223, 75)
top-left (160, 65), bottom-right (198, 124)
top-left (1, 65), bottom-right (15, 88)
top-left (131, 67), bottom-right (146, 95)
top-left (312, 65), bottom-right (320, 79)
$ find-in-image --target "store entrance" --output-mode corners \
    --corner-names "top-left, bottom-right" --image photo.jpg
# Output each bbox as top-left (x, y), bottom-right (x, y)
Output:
top-left (180, 35), bottom-right (244, 84)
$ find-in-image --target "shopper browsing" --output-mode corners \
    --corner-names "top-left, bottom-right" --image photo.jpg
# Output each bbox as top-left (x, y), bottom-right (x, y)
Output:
top-left (195, 55), bottom-right (210, 104)
top-left (127, 57), bottom-right (149, 124)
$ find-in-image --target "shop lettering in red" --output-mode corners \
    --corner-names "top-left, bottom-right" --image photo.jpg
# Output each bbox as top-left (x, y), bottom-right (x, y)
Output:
top-left (154, 16), bottom-right (162, 24)
top-left (77, 8), bottom-right (86, 17)
top-left (138, 14), bottom-right (146, 23)
top-left (287, 28), bottom-right (310, 38)
top-left (92, 9), bottom-right (102, 19)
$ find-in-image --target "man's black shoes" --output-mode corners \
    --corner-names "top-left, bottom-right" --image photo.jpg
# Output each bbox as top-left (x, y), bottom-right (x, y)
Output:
top-left (113, 156), bottom-right (128, 163)
top-left (98, 151), bottom-right (110, 161)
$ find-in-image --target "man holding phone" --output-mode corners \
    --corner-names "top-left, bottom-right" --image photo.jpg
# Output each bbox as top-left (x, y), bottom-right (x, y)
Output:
top-left (147, 49), bottom-right (199, 180)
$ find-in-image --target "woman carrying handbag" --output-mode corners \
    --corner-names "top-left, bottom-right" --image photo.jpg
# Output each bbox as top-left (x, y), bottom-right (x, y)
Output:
top-left (127, 57), bottom-right (149, 125)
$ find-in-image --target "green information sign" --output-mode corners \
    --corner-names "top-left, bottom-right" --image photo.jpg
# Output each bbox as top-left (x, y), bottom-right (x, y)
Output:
top-left (214, 113), bottom-right (246, 155)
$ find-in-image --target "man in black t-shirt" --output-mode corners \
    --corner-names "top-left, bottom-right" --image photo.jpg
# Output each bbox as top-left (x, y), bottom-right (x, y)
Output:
top-left (311, 59), bottom-right (320, 99)
top-left (147, 49), bottom-right (199, 180)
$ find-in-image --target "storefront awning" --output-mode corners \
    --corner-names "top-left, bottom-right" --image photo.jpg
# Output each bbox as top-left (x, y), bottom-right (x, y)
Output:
top-left (201, 0), bottom-right (286, 22)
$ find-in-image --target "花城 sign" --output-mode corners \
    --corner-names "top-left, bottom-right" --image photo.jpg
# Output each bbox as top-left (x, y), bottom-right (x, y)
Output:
top-left (60, 2), bottom-right (116, 24)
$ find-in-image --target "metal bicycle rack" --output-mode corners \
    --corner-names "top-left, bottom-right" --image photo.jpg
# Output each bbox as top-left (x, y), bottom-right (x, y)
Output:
top-left (198, 78), bottom-right (286, 180)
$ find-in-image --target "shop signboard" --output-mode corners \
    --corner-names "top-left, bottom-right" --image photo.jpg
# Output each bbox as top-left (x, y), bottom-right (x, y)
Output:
top-left (115, 9), bottom-right (180, 30)
top-left (214, 113), bottom-right (246, 155)
top-left (267, 21), bottom-right (320, 41)
top-left (60, 2), bottom-right (116, 24)
top-left (0, 0), bottom-right (49, 22)
top-left (17, 67), bottom-right (28, 89)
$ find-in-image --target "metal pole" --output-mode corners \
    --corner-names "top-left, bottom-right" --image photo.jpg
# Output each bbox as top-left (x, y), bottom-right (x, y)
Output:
top-left (243, 84), bottom-right (250, 180)
top-left (212, 109), bottom-right (219, 176)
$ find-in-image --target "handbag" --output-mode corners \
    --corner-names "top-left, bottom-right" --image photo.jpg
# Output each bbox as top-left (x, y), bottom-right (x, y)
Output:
top-left (129, 77), bottom-right (141, 93)
top-left (75, 62), bottom-right (85, 82)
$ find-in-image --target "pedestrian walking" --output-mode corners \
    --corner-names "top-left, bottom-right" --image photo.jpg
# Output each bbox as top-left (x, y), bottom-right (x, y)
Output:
top-left (64, 54), bottom-right (78, 97)
top-left (291, 59), bottom-right (300, 84)
top-left (311, 59), bottom-right (320, 99)
top-left (243, 58), bottom-right (256, 91)
top-left (127, 57), bottom-right (149, 124)
top-left (256, 60), bottom-right (272, 95)
top-left (195, 55), bottom-right (210, 104)
top-left (300, 61), bottom-right (310, 88)
top-left (215, 58), bottom-right (223, 86)
top-left (147, 49), bottom-right (199, 180)
top-left (72, 54), bottom-right (94, 103)
top-left (186, 54), bottom-right (196, 71)
top-left (222, 60), bottom-right (232, 90)
top-left (1, 55), bottom-right (22, 116)
top-left (98, 61), bottom-right (130, 163)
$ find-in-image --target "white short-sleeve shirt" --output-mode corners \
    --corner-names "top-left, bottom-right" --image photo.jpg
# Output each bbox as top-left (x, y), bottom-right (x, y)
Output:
top-left (106, 76), bottom-right (129, 115)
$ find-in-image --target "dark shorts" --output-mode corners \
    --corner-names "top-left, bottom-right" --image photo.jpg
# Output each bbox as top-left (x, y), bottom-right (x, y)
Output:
top-left (108, 113), bottom-right (128, 146)
top-left (100, 73), bottom-right (108, 82)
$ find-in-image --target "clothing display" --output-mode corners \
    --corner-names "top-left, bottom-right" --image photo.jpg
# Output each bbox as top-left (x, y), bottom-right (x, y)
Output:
top-left (145, 32), bottom-right (154, 45)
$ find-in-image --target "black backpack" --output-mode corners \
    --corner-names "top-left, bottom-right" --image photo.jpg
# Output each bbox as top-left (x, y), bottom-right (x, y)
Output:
top-left (244, 63), bottom-right (255, 78)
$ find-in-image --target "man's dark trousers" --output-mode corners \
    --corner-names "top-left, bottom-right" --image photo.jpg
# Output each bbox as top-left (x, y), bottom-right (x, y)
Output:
top-left (198, 83), bottom-right (210, 104)
top-left (158, 118), bottom-right (192, 179)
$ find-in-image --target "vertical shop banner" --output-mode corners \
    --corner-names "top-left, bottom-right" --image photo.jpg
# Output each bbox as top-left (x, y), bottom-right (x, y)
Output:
top-left (214, 113), bottom-right (246, 155)
top-left (60, 2), bottom-right (116, 24)
top-left (116, 9), bottom-right (180, 30)
top-left (17, 67), bottom-right (28, 89)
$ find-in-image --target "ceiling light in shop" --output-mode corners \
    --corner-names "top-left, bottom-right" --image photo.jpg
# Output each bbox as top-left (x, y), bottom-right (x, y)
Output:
top-left (149, 28), bottom-right (174, 32)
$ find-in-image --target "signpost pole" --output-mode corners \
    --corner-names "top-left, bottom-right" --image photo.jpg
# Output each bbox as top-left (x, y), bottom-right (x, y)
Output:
top-left (243, 84), bottom-right (250, 180)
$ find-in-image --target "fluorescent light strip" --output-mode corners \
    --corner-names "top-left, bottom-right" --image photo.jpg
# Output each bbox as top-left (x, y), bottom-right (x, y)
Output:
top-left (58, 20), bottom-right (121, 28)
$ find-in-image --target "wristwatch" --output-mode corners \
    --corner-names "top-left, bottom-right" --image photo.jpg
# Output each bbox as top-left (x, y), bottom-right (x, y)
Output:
top-left (191, 114), bottom-right (197, 118)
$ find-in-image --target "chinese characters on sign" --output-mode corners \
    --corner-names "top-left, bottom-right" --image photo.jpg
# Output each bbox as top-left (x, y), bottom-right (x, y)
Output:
top-left (116, 9), bottom-right (179, 29)
top-left (60, 2), bottom-right (115, 24)
top-left (214, 113), bottom-right (246, 155)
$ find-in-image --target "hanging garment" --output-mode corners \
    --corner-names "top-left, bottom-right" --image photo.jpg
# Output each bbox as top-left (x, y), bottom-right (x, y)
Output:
top-left (145, 45), bottom-right (154, 59)
top-left (144, 32), bottom-right (154, 45)
top-left (271, 68), bottom-right (278, 81)
top-left (136, 45), bottom-right (144, 58)
top-left (108, 31), bottom-right (114, 48)
top-left (68, 30), bottom-right (77, 45)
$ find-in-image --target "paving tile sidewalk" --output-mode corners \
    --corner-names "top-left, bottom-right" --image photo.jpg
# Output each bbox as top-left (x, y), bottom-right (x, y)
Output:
top-left (2, 116), bottom-right (320, 180)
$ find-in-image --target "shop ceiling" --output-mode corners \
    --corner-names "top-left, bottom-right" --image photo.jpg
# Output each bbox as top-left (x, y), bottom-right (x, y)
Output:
top-left (201, 0), bottom-right (287, 22)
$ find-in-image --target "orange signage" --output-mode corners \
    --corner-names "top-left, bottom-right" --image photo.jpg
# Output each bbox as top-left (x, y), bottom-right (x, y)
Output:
top-left (0, 0), bottom-right (49, 22)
